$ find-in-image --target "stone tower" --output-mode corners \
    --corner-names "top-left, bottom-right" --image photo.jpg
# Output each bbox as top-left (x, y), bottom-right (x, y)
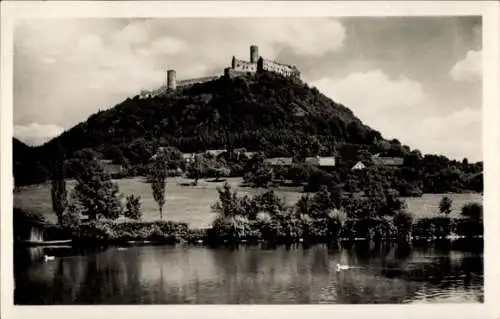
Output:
top-left (250, 45), bottom-right (259, 63)
top-left (167, 69), bottom-right (176, 91)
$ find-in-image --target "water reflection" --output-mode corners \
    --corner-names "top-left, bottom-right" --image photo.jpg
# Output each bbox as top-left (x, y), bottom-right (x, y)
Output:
top-left (14, 242), bottom-right (483, 305)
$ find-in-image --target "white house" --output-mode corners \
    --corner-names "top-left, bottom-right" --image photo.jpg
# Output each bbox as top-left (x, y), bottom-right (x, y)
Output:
top-left (265, 157), bottom-right (293, 167)
top-left (305, 156), bottom-right (336, 168)
top-left (352, 161), bottom-right (366, 170)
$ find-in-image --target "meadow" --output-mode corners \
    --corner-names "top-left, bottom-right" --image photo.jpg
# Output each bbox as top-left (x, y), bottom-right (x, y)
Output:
top-left (13, 177), bottom-right (483, 229)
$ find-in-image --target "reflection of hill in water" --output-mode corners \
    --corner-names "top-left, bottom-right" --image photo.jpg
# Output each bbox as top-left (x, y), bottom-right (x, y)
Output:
top-left (14, 242), bottom-right (483, 304)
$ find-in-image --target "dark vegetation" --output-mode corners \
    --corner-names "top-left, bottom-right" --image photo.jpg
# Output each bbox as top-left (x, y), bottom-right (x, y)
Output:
top-left (13, 144), bottom-right (483, 247)
top-left (14, 181), bottom-right (483, 246)
top-left (13, 72), bottom-right (482, 195)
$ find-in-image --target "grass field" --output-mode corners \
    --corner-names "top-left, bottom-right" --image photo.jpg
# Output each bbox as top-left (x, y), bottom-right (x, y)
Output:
top-left (13, 177), bottom-right (483, 229)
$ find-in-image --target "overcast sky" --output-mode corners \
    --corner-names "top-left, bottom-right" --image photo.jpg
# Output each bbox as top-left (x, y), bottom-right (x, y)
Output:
top-left (13, 17), bottom-right (482, 161)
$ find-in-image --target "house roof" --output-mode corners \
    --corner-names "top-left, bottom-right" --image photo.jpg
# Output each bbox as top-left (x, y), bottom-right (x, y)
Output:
top-left (352, 161), bottom-right (366, 170)
top-left (206, 149), bottom-right (227, 157)
top-left (372, 156), bottom-right (404, 166)
top-left (265, 157), bottom-right (293, 166)
top-left (305, 156), bottom-right (336, 166)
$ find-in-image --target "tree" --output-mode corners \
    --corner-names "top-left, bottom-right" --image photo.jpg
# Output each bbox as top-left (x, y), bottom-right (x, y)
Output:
top-left (50, 144), bottom-right (68, 225)
top-left (188, 154), bottom-right (203, 185)
top-left (461, 202), bottom-right (482, 220)
top-left (150, 148), bottom-right (168, 220)
top-left (393, 210), bottom-right (413, 242)
top-left (439, 196), bottom-right (453, 215)
top-left (71, 149), bottom-right (123, 221)
top-left (125, 194), bottom-right (142, 220)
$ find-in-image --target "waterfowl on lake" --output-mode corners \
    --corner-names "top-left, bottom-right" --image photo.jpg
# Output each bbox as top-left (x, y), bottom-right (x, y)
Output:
top-left (336, 264), bottom-right (350, 272)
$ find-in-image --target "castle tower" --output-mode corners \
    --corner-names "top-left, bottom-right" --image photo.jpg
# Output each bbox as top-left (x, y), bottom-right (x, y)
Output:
top-left (167, 69), bottom-right (176, 91)
top-left (250, 45), bottom-right (259, 63)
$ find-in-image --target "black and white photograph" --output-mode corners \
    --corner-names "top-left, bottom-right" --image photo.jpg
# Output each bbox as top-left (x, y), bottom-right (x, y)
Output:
top-left (1, 1), bottom-right (499, 318)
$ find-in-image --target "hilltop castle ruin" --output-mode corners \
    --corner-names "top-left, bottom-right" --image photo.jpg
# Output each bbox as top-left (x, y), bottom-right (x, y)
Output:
top-left (140, 45), bottom-right (301, 98)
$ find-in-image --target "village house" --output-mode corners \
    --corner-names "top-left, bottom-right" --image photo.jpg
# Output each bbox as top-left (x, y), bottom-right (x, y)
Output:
top-left (304, 156), bottom-right (336, 170)
top-left (352, 161), bottom-right (366, 170)
top-left (182, 153), bottom-right (195, 164)
top-left (371, 154), bottom-right (404, 166)
top-left (98, 159), bottom-right (125, 177)
top-left (264, 157), bottom-right (293, 167)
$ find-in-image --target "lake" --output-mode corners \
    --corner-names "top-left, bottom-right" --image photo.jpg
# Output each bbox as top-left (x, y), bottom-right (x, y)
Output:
top-left (14, 241), bottom-right (483, 304)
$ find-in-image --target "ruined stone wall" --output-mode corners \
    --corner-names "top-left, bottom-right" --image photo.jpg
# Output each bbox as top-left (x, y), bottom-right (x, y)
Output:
top-left (258, 58), bottom-right (301, 79)
top-left (177, 75), bottom-right (220, 88)
top-left (232, 57), bottom-right (258, 73)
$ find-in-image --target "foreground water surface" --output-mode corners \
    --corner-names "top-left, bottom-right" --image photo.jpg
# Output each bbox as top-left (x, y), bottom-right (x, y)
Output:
top-left (14, 241), bottom-right (483, 304)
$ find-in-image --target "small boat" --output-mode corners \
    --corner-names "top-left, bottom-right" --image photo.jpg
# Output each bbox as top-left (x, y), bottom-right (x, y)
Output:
top-left (117, 247), bottom-right (127, 251)
top-left (44, 255), bottom-right (55, 262)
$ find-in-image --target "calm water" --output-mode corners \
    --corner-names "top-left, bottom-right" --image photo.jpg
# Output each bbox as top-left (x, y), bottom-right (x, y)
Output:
top-left (14, 242), bottom-right (483, 304)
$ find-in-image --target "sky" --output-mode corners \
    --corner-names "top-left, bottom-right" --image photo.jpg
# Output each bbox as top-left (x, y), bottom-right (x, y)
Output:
top-left (13, 17), bottom-right (482, 161)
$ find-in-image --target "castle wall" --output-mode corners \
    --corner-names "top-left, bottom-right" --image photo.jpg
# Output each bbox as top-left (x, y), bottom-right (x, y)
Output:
top-left (231, 57), bottom-right (257, 73)
top-left (177, 75), bottom-right (220, 88)
top-left (258, 58), bottom-right (300, 79)
top-left (140, 45), bottom-right (301, 97)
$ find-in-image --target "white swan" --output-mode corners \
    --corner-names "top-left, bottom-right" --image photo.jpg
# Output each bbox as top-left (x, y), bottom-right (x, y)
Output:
top-left (335, 263), bottom-right (363, 272)
top-left (44, 255), bottom-right (55, 261)
top-left (336, 263), bottom-right (349, 272)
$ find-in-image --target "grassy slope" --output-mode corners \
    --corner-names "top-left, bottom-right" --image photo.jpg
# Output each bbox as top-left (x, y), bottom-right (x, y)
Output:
top-left (13, 177), bottom-right (483, 228)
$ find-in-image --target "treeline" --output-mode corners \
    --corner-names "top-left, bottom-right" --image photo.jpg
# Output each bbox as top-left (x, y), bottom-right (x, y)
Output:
top-left (205, 183), bottom-right (483, 244)
top-left (243, 153), bottom-right (483, 195)
top-left (15, 183), bottom-right (483, 246)
top-left (13, 142), bottom-right (482, 246)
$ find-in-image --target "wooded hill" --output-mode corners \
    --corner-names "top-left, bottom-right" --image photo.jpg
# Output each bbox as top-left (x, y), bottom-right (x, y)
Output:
top-left (13, 71), bottom-right (482, 193)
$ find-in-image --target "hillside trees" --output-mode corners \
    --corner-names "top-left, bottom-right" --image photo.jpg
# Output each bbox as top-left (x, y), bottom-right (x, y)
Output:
top-left (50, 144), bottom-right (68, 225)
top-left (150, 148), bottom-right (168, 220)
top-left (70, 149), bottom-right (123, 221)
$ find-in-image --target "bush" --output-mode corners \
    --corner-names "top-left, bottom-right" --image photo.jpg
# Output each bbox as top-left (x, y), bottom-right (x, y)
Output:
top-left (304, 169), bottom-right (334, 192)
top-left (243, 164), bottom-right (273, 187)
top-left (393, 210), bottom-right (413, 241)
top-left (439, 196), bottom-right (453, 215)
top-left (461, 202), bottom-right (483, 220)
top-left (124, 194), bottom-right (142, 220)
top-left (62, 197), bottom-right (82, 227)
top-left (67, 220), bottom-right (190, 243)
top-left (455, 218), bottom-right (483, 237)
top-left (455, 202), bottom-right (483, 237)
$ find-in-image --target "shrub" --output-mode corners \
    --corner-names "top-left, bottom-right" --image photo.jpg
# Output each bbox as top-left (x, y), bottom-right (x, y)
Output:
top-left (243, 164), bottom-right (273, 187)
top-left (62, 197), bottom-right (82, 227)
top-left (461, 202), bottom-right (483, 220)
top-left (455, 202), bottom-right (483, 237)
top-left (71, 152), bottom-right (123, 221)
top-left (124, 194), bottom-right (142, 220)
top-left (439, 196), bottom-right (453, 215)
top-left (393, 210), bottom-right (413, 240)
top-left (211, 183), bottom-right (252, 218)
